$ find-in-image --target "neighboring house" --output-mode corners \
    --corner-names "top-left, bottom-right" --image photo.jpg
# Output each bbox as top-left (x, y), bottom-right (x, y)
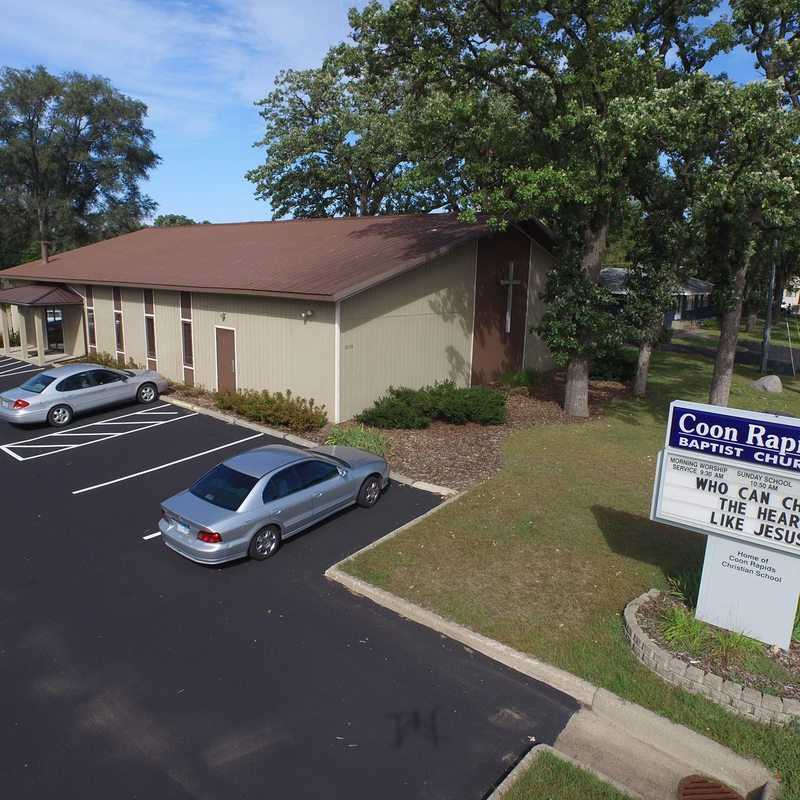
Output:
top-left (599, 267), bottom-right (715, 326)
top-left (0, 214), bottom-right (554, 422)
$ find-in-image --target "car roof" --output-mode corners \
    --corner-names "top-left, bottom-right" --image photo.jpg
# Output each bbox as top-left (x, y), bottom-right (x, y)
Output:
top-left (38, 362), bottom-right (108, 380)
top-left (223, 444), bottom-right (310, 478)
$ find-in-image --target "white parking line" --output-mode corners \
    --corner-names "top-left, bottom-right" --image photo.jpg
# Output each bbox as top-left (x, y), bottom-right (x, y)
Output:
top-left (72, 432), bottom-right (264, 495)
top-left (0, 365), bottom-right (43, 377)
top-left (0, 405), bottom-right (199, 461)
top-left (142, 531), bottom-right (162, 540)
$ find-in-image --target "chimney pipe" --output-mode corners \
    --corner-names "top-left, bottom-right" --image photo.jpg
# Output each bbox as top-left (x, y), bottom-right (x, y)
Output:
top-left (40, 240), bottom-right (49, 263)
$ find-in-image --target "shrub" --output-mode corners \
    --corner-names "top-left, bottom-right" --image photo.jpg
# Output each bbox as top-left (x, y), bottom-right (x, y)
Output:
top-left (660, 604), bottom-right (708, 655)
top-left (497, 369), bottom-right (538, 389)
top-left (711, 630), bottom-right (761, 667)
top-left (356, 381), bottom-right (506, 429)
top-left (83, 350), bottom-right (141, 370)
top-left (325, 424), bottom-right (390, 457)
top-left (0, 329), bottom-right (20, 348)
top-left (590, 349), bottom-right (637, 382)
top-left (357, 393), bottom-right (431, 429)
top-left (215, 389), bottom-right (327, 433)
top-left (794, 602), bottom-right (799, 643)
top-left (666, 568), bottom-right (702, 610)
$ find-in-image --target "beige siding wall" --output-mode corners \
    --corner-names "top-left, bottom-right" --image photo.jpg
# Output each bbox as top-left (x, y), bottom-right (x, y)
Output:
top-left (62, 306), bottom-right (86, 355)
top-left (153, 290), bottom-right (183, 378)
top-left (121, 288), bottom-right (146, 364)
top-left (524, 240), bottom-right (554, 372)
top-left (91, 286), bottom-right (116, 355)
top-left (339, 242), bottom-right (476, 421)
top-left (188, 293), bottom-right (335, 412)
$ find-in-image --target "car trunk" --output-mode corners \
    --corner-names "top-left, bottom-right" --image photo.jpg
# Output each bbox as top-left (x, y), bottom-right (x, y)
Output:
top-left (162, 490), bottom-right (234, 533)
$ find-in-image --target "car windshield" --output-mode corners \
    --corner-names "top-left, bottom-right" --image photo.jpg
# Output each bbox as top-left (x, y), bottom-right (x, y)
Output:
top-left (190, 464), bottom-right (258, 511)
top-left (19, 374), bottom-right (56, 394)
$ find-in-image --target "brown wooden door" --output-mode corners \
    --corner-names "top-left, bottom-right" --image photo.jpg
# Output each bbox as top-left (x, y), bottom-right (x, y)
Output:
top-left (470, 229), bottom-right (530, 385)
top-left (215, 328), bottom-right (237, 392)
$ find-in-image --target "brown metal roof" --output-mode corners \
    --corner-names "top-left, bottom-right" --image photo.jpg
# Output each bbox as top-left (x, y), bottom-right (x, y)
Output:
top-left (0, 283), bottom-right (84, 307)
top-left (1, 214), bottom-right (550, 302)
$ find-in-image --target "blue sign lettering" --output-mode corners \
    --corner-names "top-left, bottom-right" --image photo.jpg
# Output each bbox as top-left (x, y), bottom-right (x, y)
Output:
top-left (668, 402), bottom-right (800, 474)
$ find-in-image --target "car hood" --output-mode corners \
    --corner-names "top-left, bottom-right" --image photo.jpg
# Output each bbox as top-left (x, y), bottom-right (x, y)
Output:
top-left (162, 490), bottom-right (236, 530)
top-left (310, 445), bottom-right (384, 469)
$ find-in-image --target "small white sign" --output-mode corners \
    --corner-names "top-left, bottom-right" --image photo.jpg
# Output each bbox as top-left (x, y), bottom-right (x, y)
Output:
top-left (696, 535), bottom-right (800, 649)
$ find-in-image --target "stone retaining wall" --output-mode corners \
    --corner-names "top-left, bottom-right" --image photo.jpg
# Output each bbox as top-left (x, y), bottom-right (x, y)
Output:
top-left (624, 590), bottom-right (800, 727)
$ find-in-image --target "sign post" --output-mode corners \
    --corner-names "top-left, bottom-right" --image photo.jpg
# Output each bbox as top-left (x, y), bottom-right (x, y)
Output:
top-left (651, 401), bottom-right (800, 649)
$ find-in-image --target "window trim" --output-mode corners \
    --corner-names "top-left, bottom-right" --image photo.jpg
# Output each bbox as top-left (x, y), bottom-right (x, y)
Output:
top-left (143, 289), bottom-right (157, 370)
top-left (113, 287), bottom-right (125, 365)
top-left (180, 292), bottom-right (194, 385)
top-left (85, 285), bottom-right (97, 354)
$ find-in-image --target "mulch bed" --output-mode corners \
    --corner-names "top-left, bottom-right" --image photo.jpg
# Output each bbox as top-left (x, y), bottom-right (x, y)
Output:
top-left (307, 374), bottom-right (628, 490)
top-left (638, 594), bottom-right (800, 701)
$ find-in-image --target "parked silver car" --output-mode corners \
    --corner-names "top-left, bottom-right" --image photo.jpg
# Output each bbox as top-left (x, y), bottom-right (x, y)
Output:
top-left (0, 363), bottom-right (169, 426)
top-left (159, 444), bottom-right (389, 565)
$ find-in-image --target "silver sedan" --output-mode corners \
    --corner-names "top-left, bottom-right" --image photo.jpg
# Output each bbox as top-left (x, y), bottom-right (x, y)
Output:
top-left (0, 363), bottom-right (169, 426)
top-left (159, 444), bottom-right (389, 565)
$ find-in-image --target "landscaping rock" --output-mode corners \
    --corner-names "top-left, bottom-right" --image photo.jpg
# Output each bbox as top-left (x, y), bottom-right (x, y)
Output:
top-left (751, 375), bottom-right (783, 393)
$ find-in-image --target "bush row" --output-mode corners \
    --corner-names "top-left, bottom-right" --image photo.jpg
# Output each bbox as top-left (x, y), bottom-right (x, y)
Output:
top-left (357, 381), bottom-right (506, 429)
top-left (215, 388), bottom-right (327, 433)
top-left (325, 424), bottom-right (390, 456)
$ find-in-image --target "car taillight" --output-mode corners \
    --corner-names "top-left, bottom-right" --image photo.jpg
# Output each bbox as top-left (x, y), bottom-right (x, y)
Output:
top-left (197, 530), bottom-right (222, 544)
top-left (13, 399), bottom-right (29, 409)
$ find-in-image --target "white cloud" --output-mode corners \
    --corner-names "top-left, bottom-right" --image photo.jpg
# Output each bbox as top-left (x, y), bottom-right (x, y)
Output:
top-left (0, 0), bottom-right (368, 137)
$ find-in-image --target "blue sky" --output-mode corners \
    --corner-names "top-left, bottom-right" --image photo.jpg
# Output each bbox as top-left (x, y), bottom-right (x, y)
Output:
top-left (1, 1), bottom-right (761, 224)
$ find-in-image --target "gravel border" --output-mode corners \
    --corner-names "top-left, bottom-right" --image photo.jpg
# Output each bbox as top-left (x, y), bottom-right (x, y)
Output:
top-left (624, 590), bottom-right (800, 727)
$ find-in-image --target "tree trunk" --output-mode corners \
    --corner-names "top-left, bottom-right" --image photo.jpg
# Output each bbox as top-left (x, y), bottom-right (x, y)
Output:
top-left (709, 266), bottom-right (748, 407)
top-left (633, 342), bottom-right (652, 398)
top-left (564, 357), bottom-right (590, 417)
top-left (745, 310), bottom-right (758, 333)
top-left (562, 218), bottom-right (609, 417)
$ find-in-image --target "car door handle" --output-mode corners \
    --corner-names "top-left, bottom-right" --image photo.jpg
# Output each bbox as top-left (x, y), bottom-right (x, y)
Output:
top-left (314, 492), bottom-right (323, 498)
top-left (274, 508), bottom-right (283, 515)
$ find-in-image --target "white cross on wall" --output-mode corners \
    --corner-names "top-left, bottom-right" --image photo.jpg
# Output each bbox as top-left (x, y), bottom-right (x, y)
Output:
top-left (500, 261), bottom-right (522, 334)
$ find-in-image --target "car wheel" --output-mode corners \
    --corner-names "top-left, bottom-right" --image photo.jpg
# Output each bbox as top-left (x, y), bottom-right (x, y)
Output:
top-left (137, 382), bottom-right (158, 404)
top-left (48, 404), bottom-right (73, 427)
top-left (357, 474), bottom-right (383, 508)
top-left (248, 525), bottom-right (281, 561)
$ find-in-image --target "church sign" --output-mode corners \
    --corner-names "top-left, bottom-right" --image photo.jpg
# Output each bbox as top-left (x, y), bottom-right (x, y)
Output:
top-left (651, 401), bottom-right (800, 649)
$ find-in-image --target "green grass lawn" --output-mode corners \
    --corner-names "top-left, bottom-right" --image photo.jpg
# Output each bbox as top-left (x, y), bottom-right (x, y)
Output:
top-left (344, 349), bottom-right (800, 798)
top-left (504, 751), bottom-right (630, 800)
top-left (697, 316), bottom-right (800, 349)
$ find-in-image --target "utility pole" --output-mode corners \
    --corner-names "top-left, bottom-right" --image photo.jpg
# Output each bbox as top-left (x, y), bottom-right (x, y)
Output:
top-left (760, 239), bottom-right (778, 374)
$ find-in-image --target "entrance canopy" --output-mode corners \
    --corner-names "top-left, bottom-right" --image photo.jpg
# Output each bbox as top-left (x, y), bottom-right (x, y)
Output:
top-left (0, 283), bottom-right (83, 307)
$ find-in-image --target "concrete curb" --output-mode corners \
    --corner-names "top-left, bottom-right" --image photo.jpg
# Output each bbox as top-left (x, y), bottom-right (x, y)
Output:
top-left (326, 506), bottom-right (781, 799)
top-left (163, 395), bottom-right (458, 497)
top-left (487, 744), bottom-right (640, 799)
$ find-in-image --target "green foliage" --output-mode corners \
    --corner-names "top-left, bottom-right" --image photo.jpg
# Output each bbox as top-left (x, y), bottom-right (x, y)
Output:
top-left (498, 369), bottom-right (538, 389)
top-left (247, 46), bottom-right (465, 218)
top-left (82, 350), bottom-right (141, 370)
top-left (215, 389), bottom-right (327, 433)
top-left (589, 349), bottom-right (638, 382)
top-left (794, 602), bottom-right (800, 643)
top-left (357, 381), bottom-right (506, 429)
top-left (0, 328), bottom-right (20, 348)
top-left (0, 66), bottom-right (158, 263)
top-left (660, 604), bottom-right (709, 655)
top-left (153, 214), bottom-right (204, 227)
top-left (711, 630), bottom-right (762, 668)
top-left (325, 424), bottom-right (390, 457)
top-left (667, 568), bottom-right (702, 610)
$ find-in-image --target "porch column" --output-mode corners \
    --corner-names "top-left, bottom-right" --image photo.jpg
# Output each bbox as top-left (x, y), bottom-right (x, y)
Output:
top-left (33, 308), bottom-right (46, 366)
top-left (0, 305), bottom-right (9, 355)
top-left (18, 308), bottom-right (29, 361)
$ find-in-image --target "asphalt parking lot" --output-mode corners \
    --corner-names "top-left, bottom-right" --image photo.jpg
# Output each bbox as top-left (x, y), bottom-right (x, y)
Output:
top-left (0, 357), bottom-right (577, 799)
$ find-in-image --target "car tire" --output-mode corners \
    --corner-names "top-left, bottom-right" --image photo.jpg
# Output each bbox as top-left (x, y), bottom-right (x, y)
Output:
top-left (137, 382), bottom-right (159, 404)
top-left (357, 474), bottom-right (383, 508)
top-left (48, 404), bottom-right (73, 427)
top-left (248, 525), bottom-right (281, 561)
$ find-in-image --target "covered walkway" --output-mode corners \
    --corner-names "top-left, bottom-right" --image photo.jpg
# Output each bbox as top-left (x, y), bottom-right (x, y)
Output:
top-left (0, 284), bottom-right (87, 366)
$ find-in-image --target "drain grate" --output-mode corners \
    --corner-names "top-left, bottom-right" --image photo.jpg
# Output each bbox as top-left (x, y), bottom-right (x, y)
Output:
top-left (677, 775), bottom-right (744, 800)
